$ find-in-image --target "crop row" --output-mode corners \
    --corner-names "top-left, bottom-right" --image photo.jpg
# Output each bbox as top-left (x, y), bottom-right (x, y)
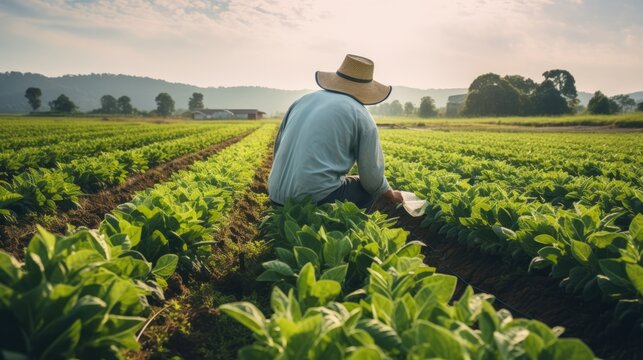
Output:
top-left (0, 122), bottom-right (151, 151)
top-left (0, 124), bottom-right (276, 359)
top-left (0, 119), bottom-right (142, 141)
top-left (221, 200), bottom-right (594, 359)
top-left (0, 124), bottom-right (235, 179)
top-left (381, 141), bottom-right (642, 221)
top-left (0, 124), bottom-right (257, 223)
top-left (380, 130), bottom-right (642, 186)
top-left (383, 142), bottom-right (643, 321)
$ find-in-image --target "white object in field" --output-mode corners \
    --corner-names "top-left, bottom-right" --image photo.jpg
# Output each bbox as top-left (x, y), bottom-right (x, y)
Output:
top-left (400, 191), bottom-right (428, 217)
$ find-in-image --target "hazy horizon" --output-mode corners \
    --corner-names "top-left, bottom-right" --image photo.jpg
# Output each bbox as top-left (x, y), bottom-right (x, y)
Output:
top-left (1, 0), bottom-right (642, 95)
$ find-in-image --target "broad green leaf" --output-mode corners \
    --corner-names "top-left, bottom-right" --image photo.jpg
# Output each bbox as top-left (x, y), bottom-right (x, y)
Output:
top-left (294, 246), bottom-right (319, 268)
top-left (322, 235), bottom-right (352, 267)
top-left (630, 214), bottom-right (643, 243)
top-left (275, 247), bottom-right (296, 267)
top-left (570, 240), bottom-right (592, 264)
top-left (545, 338), bottom-right (595, 360)
top-left (403, 320), bottom-right (467, 360)
top-left (270, 286), bottom-right (290, 316)
top-left (346, 346), bottom-right (385, 360)
top-left (392, 300), bottom-right (412, 334)
top-left (297, 263), bottom-right (316, 300)
top-left (256, 270), bottom-right (287, 282)
top-left (262, 260), bottom-right (295, 277)
top-left (537, 246), bottom-right (563, 265)
top-left (478, 302), bottom-right (499, 343)
top-left (106, 257), bottom-right (152, 279)
top-left (598, 259), bottom-right (630, 287)
top-left (320, 264), bottom-right (348, 284)
top-left (0, 251), bottom-right (22, 285)
top-left (420, 273), bottom-right (457, 303)
top-left (220, 302), bottom-right (267, 337)
top-left (38, 319), bottom-right (82, 360)
top-left (284, 220), bottom-right (301, 246)
top-left (238, 345), bottom-right (277, 360)
top-left (356, 319), bottom-right (401, 350)
top-left (534, 234), bottom-right (556, 245)
top-left (625, 263), bottom-right (643, 296)
top-left (152, 254), bottom-right (178, 279)
top-left (588, 231), bottom-right (624, 249)
top-left (283, 315), bottom-right (322, 359)
top-left (29, 225), bottom-right (57, 262)
top-left (311, 280), bottom-right (341, 305)
top-left (370, 293), bottom-right (393, 324)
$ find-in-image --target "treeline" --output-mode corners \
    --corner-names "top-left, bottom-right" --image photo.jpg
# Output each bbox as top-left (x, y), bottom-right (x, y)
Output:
top-left (23, 87), bottom-right (208, 116)
top-left (461, 70), bottom-right (642, 116)
top-left (369, 96), bottom-right (439, 118)
top-left (371, 70), bottom-right (643, 118)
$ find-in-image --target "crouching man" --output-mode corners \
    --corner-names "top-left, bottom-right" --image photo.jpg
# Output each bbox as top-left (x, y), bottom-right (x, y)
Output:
top-left (268, 54), bottom-right (403, 209)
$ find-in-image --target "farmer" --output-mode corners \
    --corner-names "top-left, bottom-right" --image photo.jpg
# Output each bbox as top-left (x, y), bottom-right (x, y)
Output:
top-left (268, 54), bottom-right (403, 209)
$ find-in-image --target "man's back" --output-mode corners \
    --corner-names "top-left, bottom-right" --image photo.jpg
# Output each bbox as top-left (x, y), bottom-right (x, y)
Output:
top-left (268, 90), bottom-right (386, 204)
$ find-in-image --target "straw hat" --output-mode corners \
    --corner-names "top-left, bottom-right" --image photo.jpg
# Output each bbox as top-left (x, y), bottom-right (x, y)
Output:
top-left (316, 54), bottom-right (392, 105)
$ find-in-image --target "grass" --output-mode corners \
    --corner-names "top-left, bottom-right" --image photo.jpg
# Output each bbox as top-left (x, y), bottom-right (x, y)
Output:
top-left (374, 112), bottom-right (643, 128)
top-left (0, 115), bottom-right (281, 124)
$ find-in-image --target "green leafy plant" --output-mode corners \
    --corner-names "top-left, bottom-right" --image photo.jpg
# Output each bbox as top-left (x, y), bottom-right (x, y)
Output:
top-left (222, 200), bottom-right (595, 359)
top-left (0, 227), bottom-right (174, 359)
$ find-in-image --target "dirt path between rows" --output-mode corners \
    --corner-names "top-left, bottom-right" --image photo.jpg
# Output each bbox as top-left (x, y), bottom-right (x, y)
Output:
top-left (134, 138), bottom-right (275, 360)
top-left (0, 130), bottom-right (255, 258)
top-left (373, 203), bottom-right (642, 360)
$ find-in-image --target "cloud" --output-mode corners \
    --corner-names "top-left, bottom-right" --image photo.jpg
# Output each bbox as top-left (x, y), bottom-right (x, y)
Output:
top-left (0, 0), bottom-right (641, 94)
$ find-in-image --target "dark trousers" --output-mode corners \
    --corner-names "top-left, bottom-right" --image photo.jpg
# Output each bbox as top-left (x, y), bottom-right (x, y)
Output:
top-left (317, 176), bottom-right (376, 210)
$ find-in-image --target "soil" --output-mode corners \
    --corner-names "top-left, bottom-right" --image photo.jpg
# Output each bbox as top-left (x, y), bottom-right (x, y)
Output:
top-left (373, 202), bottom-right (643, 360)
top-left (133, 139), bottom-right (276, 360)
top-left (0, 130), bottom-right (254, 258)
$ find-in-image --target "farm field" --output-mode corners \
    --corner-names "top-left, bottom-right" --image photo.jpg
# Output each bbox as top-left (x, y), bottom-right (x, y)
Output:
top-left (0, 116), bottom-right (641, 359)
top-left (375, 112), bottom-right (643, 129)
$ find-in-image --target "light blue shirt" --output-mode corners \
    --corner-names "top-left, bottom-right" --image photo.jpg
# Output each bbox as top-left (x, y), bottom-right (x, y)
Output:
top-left (268, 90), bottom-right (390, 204)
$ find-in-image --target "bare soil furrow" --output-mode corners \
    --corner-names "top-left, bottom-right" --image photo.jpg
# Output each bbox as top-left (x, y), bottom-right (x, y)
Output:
top-left (0, 130), bottom-right (255, 257)
top-left (373, 202), bottom-right (642, 360)
top-left (134, 139), bottom-right (275, 360)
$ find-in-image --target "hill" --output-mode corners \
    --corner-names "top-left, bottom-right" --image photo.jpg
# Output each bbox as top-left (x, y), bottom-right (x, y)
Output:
top-left (1, 72), bottom-right (641, 114)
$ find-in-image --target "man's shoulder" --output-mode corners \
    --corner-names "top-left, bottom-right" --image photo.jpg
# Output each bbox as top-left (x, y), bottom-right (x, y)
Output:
top-left (301, 90), bottom-right (361, 107)
top-left (293, 90), bottom-right (373, 124)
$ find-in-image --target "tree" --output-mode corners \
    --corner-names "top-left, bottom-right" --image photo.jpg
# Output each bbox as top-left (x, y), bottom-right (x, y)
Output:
top-left (188, 92), bottom-right (204, 111)
top-left (462, 73), bottom-right (521, 116)
top-left (117, 96), bottom-right (134, 114)
top-left (376, 103), bottom-right (390, 116)
top-left (155, 93), bottom-right (175, 116)
top-left (503, 75), bottom-right (537, 95)
top-left (638, 102), bottom-right (643, 112)
top-left (389, 100), bottom-right (403, 116)
top-left (48, 94), bottom-right (77, 113)
top-left (404, 102), bottom-right (415, 116)
top-left (100, 95), bottom-right (118, 114)
top-left (418, 96), bottom-right (438, 118)
top-left (25, 87), bottom-right (42, 111)
top-left (542, 69), bottom-right (578, 110)
top-left (610, 94), bottom-right (636, 113)
top-left (530, 80), bottom-right (570, 115)
top-left (542, 69), bottom-right (577, 100)
top-left (587, 91), bottom-right (613, 114)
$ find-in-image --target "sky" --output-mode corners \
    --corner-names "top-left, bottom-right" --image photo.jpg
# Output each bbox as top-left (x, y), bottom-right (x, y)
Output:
top-left (0, 0), bottom-right (642, 95)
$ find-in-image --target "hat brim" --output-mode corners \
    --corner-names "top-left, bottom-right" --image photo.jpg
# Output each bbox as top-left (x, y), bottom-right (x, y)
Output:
top-left (315, 71), bottom-right (392, 105)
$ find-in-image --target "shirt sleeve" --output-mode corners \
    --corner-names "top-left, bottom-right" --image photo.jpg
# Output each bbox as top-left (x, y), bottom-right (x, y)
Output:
top-left (274, 101), bottom-right (297, 155)
top-left (356, 116), bottom-right (391, 196)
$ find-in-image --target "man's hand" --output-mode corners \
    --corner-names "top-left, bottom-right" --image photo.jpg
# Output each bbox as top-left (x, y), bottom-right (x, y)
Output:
top-left (381, 189), bottom-right (404, 204)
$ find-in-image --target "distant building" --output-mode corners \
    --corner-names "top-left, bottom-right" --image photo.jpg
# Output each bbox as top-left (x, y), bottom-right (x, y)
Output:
top-left (193, 109), bottom-right (266, 120)
top-left (446, 94), bottom-right (467, 117)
